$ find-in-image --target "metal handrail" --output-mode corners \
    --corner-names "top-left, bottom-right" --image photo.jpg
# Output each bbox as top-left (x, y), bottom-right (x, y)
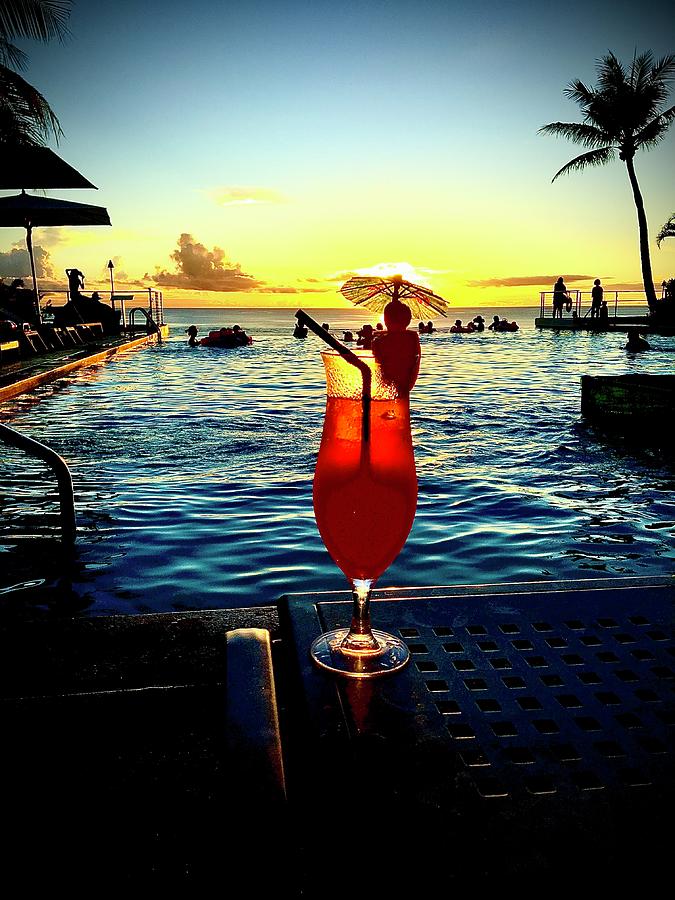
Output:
top-left (0, 422), bottom-right (76, 544)
top-left (539, 289), bottom-right (648, 319)
top-left (127, 306), bottom-right (162, 343)
top-left (40, 287), bottom-right (165, 326)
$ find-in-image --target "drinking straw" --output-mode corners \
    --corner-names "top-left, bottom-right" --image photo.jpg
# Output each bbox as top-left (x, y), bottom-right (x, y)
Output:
top-left (295, 309), bottom-right (371, 442)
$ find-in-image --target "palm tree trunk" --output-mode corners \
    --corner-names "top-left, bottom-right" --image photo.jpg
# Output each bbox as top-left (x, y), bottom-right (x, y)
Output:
top-left (624, 155), bottom-right (658, 309)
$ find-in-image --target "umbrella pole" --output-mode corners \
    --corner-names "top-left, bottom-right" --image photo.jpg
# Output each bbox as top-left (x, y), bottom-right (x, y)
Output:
top-left (25, 223), bottom-right (42, 325)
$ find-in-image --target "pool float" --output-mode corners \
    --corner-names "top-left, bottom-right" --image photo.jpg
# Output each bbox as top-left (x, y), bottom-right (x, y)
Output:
top-left (200, 329), bottom-right (253, 348)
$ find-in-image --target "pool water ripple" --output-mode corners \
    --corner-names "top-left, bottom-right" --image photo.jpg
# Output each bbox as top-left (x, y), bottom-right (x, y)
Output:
top-left (1, 306), bottom-right (674, 615)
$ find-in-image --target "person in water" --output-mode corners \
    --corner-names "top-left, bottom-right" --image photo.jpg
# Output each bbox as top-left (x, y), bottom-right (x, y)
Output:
top-left (473, 315), bottom-right (485, 331)
top-left (625, 328), bottom-right (650, 352)
top-left (293, 322), bottom-right (308, 338)
top-left (232, 324), bottom-right (249, 345)
top-left (357, 323), bottom-right (374, 349)
top-left (426, 321), bottom-right (435, 333)
top-left (343, 330), bottom-right (354, 341)
top-left (186, 324), bottom-right (199, 346)
top-left (372, 299), bottom-right (420, 395)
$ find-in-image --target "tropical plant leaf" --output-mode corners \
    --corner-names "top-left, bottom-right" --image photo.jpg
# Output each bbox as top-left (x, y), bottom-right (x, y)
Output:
top-left (551, 146), bottom-right (616, 181)
top-left (538, 121), bottom-right (610, 148)
top-left (0, 61), bottom-right (62, 144)
top-left (0, 36), bottom-right (28, 70)
top-left (656, 214), bottom-right (675, 248)
top-left (635, 106), bottom-right (675, 148)
top-left (0, 0), bottom-right (71, 44)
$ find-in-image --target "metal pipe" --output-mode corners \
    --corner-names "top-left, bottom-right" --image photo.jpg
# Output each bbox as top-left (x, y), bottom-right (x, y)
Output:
top-left (0, 422), bottom-right (76, 544)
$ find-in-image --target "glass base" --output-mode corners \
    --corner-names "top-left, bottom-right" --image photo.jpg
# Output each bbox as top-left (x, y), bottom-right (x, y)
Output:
top-left (310, 628), bottom-right (410, 678)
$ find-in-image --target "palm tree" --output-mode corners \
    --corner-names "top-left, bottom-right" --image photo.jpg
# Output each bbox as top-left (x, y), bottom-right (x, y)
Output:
top-left (656, 214), bottom-right (675, 248)
top-left (540, 51), bottom-right (675, 310)
top-left (0, 0), bottom-right (72, 146)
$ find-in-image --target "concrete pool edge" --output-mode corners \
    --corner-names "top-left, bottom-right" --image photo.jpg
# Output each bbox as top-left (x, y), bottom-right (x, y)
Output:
top-left (0, 326), bottom-right (169, 404)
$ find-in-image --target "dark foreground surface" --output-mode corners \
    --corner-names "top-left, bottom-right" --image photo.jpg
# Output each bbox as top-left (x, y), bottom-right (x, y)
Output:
top-left (1, 577), bottom-right (673, 894)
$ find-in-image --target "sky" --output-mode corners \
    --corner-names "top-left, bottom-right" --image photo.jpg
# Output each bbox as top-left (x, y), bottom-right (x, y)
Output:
top-left (1, 0), bottom-right (674, 309)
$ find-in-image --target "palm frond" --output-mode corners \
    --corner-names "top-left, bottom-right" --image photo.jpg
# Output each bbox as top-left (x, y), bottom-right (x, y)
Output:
top-left (656, 214), bottom-right (675, 248)
top-left (0, 36), bottom-right (27, 69)
top-left (648, 54), bottom-right (675, 85)
top-left (0, 0), bottom-right (72, 44)
top-left (538, 121), bottom-right (610, 148)
top-left (551, 146), bottom-right (616, 182)
top-left (597, 52), bottom-right (627, 91)
top-left (564, 79), bottom-right (595, 111)
top-left (634, 105), bottom-right (675, 148)
top-left (0, 61), bottom-right (62, 144)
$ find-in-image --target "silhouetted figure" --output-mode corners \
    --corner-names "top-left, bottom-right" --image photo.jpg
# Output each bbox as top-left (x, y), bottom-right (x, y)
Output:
top-left (372, 299), bottom-right (421, 394)
top-left (343, 331), bottom-right (354, 342)
top-left (553, 277), bottom-right (567, 318)
top-left (66, 267), bottom-right (85, 300)
top-left (357, 324), bottom-right (374, 349)
top-left (418, 321), bottom-right (426, 333)
top-left (625, 328), bottom-right (650, 352)
top-left (186, 325), bottom-right (199, 346)
top-left (473, 315), bottom-right (485, 331)
top-left (590, 279), bottom-right (603, 318)
top-left (599, 300), bottom-right (609, 328)
top-left (426, 321), bottom-right (435, 333)
top-left (488, 315), bottom-right (500, 331)
top-left (321, 323), bottom-right (330, 331)
top-left (293, 322), bottom-right (308, 339)
top-left (375, 322), bottom-right (384, 332)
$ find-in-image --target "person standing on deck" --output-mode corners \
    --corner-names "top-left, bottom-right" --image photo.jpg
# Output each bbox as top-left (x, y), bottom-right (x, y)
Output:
top-left (66, 268), bottom-right (85, 301)
top-left (552, 277), bottom-right (567, 318)
top-left (590, 279), bottom-right (603, 318)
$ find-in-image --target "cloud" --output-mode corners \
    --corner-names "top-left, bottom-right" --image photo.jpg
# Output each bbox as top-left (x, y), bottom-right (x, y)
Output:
top-left (468, 274), bottom-right (597, 288)
top-left (0, 243), bottom-right (54, 279)
top-left (146, 233), bottom-right (263, 292)
top-left (208, 186), bottom-right (288, 207)
top-left (98, 256), bottom-right (145, 287)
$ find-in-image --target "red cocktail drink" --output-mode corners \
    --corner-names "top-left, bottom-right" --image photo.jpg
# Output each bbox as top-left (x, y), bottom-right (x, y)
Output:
top-left (310, 346), bottom-right (419, 677)
top-left (313, 396), bottom-right (417, 583)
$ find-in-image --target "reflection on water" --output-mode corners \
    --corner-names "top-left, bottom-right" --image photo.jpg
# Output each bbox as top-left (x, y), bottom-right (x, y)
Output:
top-left (1, 306), bottom-right (674, 616)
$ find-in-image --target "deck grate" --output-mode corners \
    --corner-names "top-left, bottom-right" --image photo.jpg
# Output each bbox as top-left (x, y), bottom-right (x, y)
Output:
top-left (388, 607), bottom-right (675, 800)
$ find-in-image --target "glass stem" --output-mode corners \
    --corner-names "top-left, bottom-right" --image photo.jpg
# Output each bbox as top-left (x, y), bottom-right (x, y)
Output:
top-left (340, 579), bottom-right (381, 653)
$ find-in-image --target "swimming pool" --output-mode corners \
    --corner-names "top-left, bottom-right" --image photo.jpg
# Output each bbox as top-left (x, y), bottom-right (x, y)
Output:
top-left (1, 306), bottom-right (674, 616)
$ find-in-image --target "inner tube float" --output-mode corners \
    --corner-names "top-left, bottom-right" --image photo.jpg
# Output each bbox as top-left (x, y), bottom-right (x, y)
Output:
top-left (200, 329), bottom-right (253, 348)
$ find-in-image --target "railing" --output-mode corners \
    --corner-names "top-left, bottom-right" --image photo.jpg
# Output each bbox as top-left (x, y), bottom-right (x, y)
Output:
top-left (40, 287), bottom-right (165, 329)
top-left (128, 306), bottom-right (161, 342)
top-left (539, 290), bottom-right (648, 319)
top-left (0, 422), bottom-right (76, 544)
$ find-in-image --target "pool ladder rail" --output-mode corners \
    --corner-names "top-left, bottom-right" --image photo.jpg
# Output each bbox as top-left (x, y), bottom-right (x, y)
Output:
top-left (0, 422), bottom-right (76, 545)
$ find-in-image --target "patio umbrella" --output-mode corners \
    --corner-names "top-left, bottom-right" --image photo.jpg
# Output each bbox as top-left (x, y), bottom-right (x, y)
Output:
top-left (340, 273), bottom-right (449, 320)
top-left (0, 190), bottom-right (111, 322)
top-left (0, 145), bottom-right (98, 189)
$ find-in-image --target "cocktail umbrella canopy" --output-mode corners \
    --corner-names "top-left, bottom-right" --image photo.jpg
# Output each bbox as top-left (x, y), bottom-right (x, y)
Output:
top-left (340, 274), bottom-right (449, 320)
top-left (0, 191), bottom-right (111, 320)
top-left (0, 145), bottom-right (98, 190)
